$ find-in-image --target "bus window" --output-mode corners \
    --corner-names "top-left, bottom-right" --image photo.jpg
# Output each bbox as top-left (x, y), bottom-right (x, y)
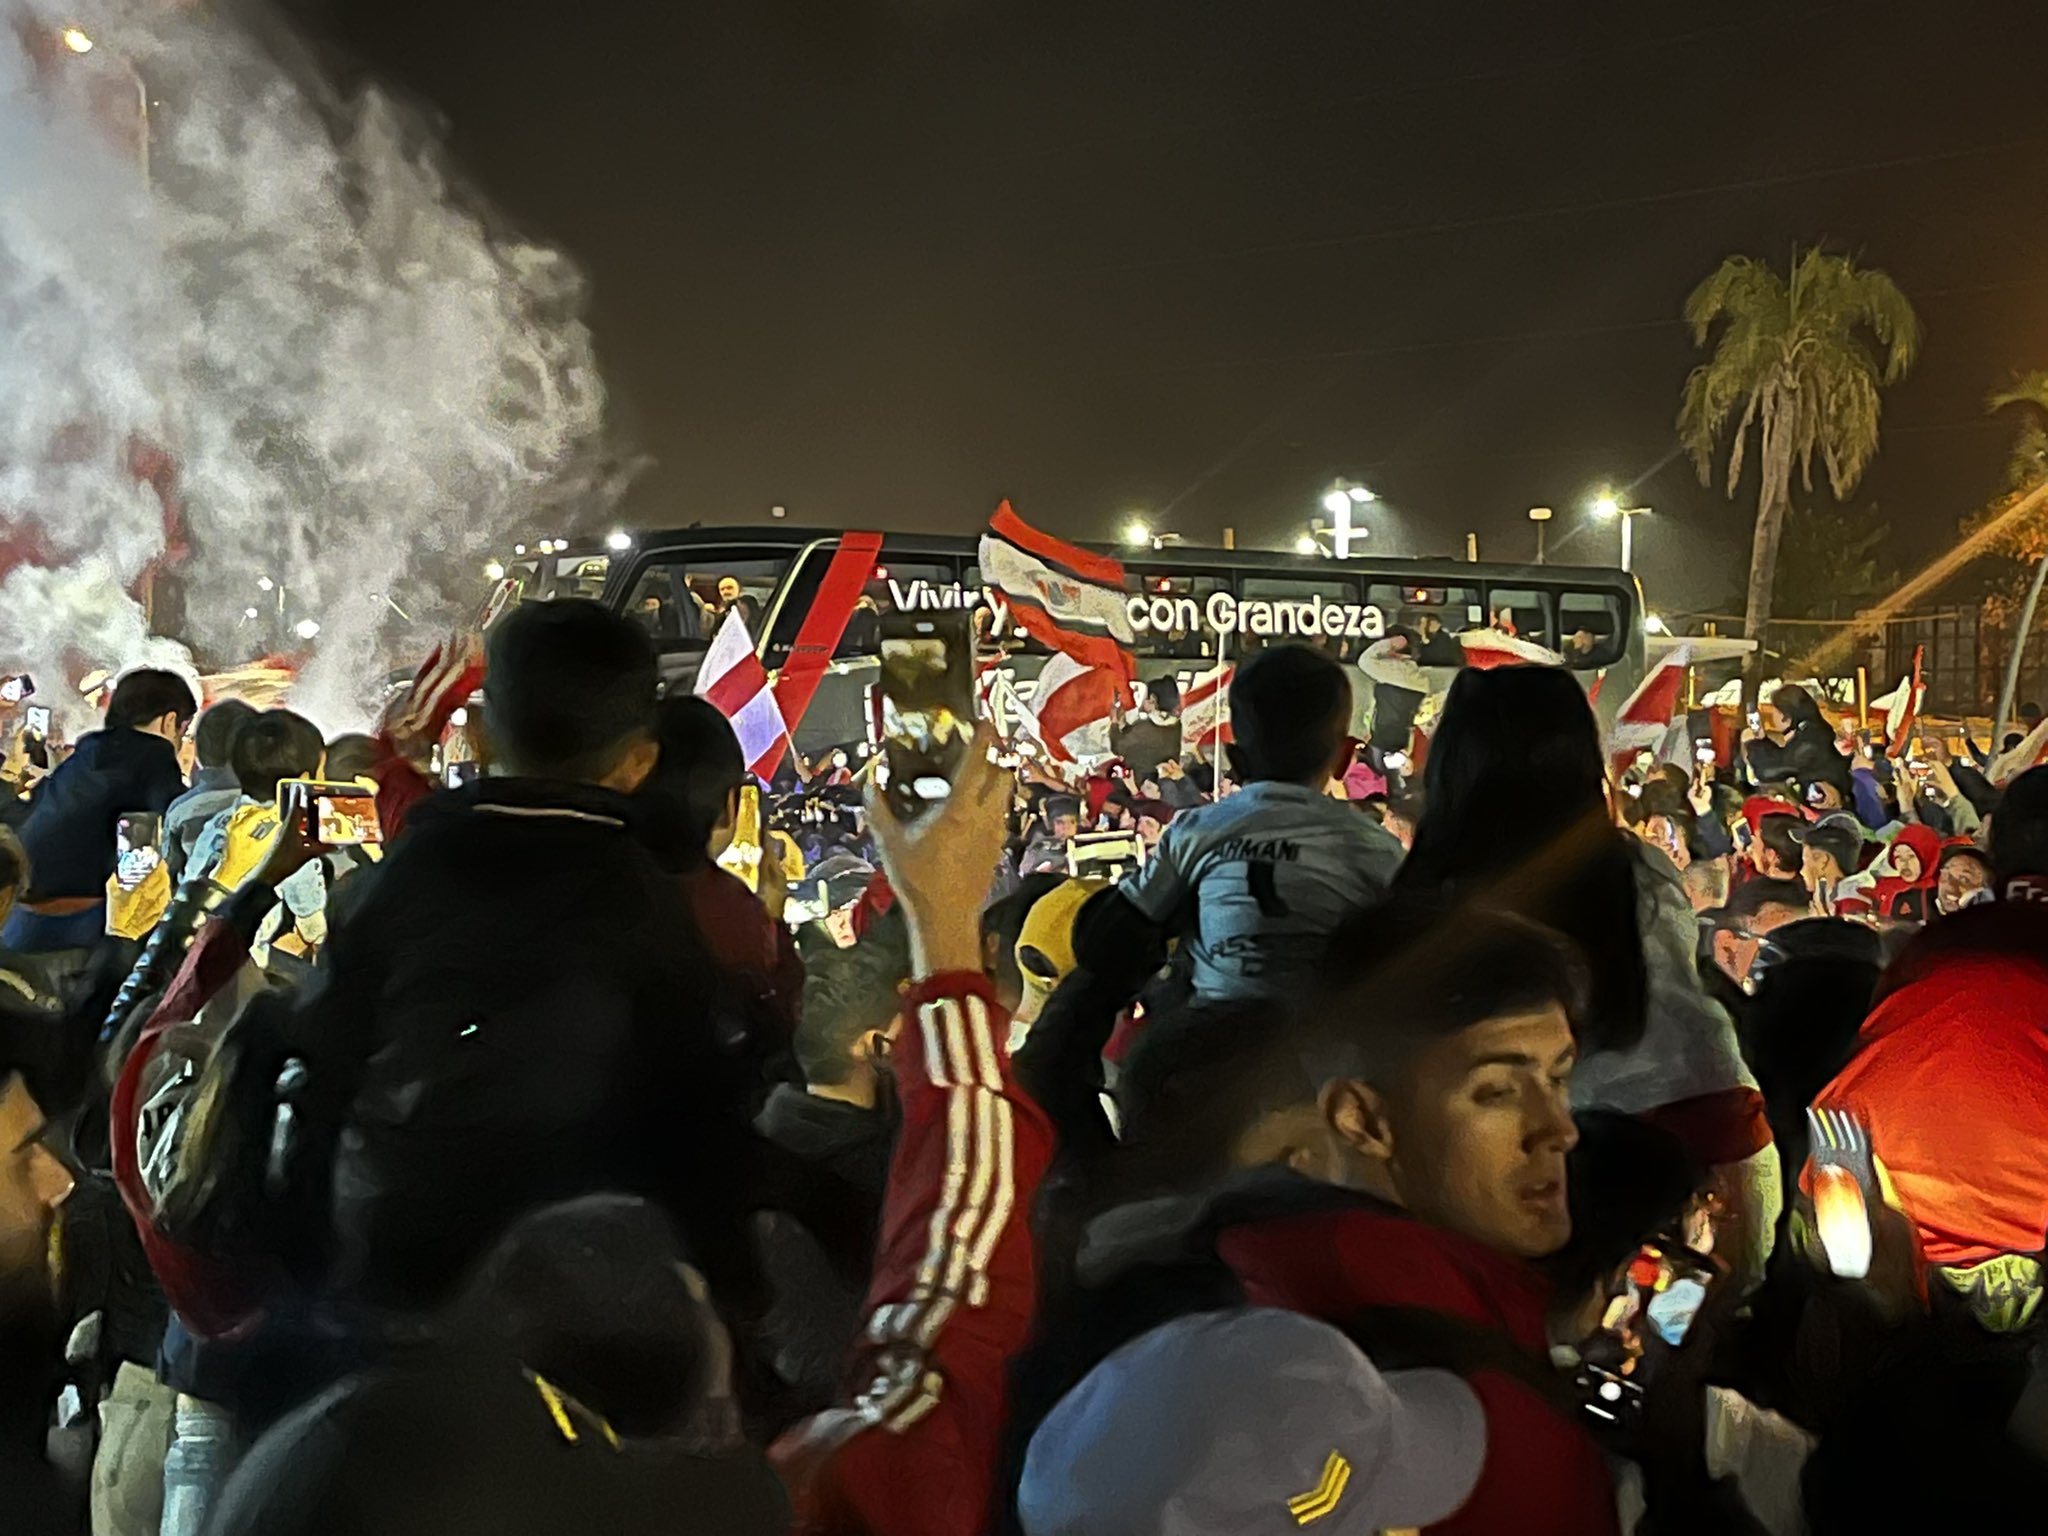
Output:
top-left (1559, 590), bottom-right (1627, 669)
top-left (623, 551), bottom-right (795, 651)
top-left (1236, 574), bottom-right (1370, 658)
top-left (1122, 569), bottom-right (1232, 661)
top-left (555, 554), bottom-right (611, 601)
top-left (1368, 582), bottom-right (1481, 663)
top-left (1483, 586), bottom-right (1553, 649)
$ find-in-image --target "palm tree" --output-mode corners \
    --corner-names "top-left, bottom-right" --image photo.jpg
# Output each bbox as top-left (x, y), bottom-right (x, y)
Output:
top-left (1989, 371), bottom-right (2048, 737)
top-left (1677, 249), bottom-right (1920, 693)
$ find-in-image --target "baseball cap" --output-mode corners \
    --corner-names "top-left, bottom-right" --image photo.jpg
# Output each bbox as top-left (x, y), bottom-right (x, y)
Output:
top-left (1019, 1308), bottom-right (1486, 1536)
top-left (206, 1356), bottom-right (788, 1536)
top-left (1016, 878), bottom-right (1106, 1007)
top-left (1789, 816), bottom-right (1862, 874)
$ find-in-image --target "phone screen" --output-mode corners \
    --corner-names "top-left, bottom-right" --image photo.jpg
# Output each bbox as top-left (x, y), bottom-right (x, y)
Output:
top-left (115, 813), bottom-right (163, 891)
top-left (24, 705), bottom-right (51, 738)
top-left (445, 760), bottom-right (480, 788)
top-left (1573, 1233), bottom-right (1723, 1430)
top-left (278, 779), bottom-right (384, 846)
top-left (0, 675), bottom-right (31, 704)
top-left (716, 783), bottom-right (764, 892)
top-left (879, 612), bottom-right (976, 821)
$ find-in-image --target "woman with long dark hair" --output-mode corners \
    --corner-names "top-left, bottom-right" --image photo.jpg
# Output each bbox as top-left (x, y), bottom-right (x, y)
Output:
top-left (1396, 666), bottom-right (1778, 1279)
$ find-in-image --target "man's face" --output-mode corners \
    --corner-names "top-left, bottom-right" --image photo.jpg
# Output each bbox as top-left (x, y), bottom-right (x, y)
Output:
top-left (1334, 1005), bottom-right (1580, 1259)
top-left (1938, 856), bottom-right (1990, 914)
top-left (0, 1075), bottom-right (73, 1280)
top-left (717, 578), bottom-right (741, 604)
top-left (1137, 814), bottom-right (1165, 847)
top-left (1760, 701), bottom-right (1791, 735)
top-left (1801, 844), bottom-right (1843, 893)
top-left (1711, 902), bottom-right (1802, 990)
top-left (1050, 814), bottom-right (1079, 841)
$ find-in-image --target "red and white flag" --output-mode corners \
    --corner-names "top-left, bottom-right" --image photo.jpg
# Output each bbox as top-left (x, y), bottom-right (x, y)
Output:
top-left (978, 501), bottom-right (1135, 678)
top-left (1991, 715), bottom-right (2048, 785)
top-left (1458, 629), bottom-right (1566, 670)
top-left (695, 612), bottom-right (789, 779)
top-left (1026, 652), bottom-right (1124, 764)
top-left (1880, 645), bottom-right (1924, 758)
top-left (1607, 644), bottom-right (1692, 779)
top-left (1181, 663), bottom-right (1235, 753)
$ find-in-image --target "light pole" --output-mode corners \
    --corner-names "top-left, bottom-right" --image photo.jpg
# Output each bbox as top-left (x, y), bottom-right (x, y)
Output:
top-left (1312, 482), bottom-right (1376, 558)
top-left (1529, 506), bottom-right (1553, 564)
top-left (1591, 495), bottom-right (1651, 573)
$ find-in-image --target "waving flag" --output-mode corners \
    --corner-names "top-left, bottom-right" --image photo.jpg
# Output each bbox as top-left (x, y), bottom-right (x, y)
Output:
top-left (1026, 652), bottom-right (1123, 764)
top-left (979, 501), bottom-right (1135, 678)
top-left (1181, 663), bottom-right (1235, 753)
top-left (695, 611), bottom-right (789, 778)
top-left (1991, 715), bottom-right (2048, 785)
top-left (1458, 629), bottom-right (1566, 670)
top-left (1879, 645), bottom-right (1924, 758)
top-left (1607, 644), bottom-right (1692, 780)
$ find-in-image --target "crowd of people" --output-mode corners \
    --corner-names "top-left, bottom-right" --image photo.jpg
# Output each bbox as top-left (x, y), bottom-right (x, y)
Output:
top-left (0, 603), bottom-right (2044, 1535)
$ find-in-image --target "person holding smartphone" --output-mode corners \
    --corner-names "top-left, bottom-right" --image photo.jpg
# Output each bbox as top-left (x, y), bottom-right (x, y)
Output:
top-left (5, 670), bottom-right (195, 954)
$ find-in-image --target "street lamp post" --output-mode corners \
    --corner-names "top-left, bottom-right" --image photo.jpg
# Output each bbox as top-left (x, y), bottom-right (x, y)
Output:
top-left (1311, 482), bottom-right (1376, 558)
top-left (1591, 495), bottom-right (1651, 573)
top-left (1529, 506), bottom-right (1553, 564)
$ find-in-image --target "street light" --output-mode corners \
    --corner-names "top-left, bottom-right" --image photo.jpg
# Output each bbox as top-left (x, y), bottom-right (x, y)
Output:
top-left (606, 530), bottom-right (633, 552)
top-left (1294, 533), bottom-right (1320, 556)
top-left (60, 27), bottom-right (92, 53)
top-left (1590, 493), bottom-right (1651, 572)
top-left (484, 560), bottom-right (506, 581)
top-left (256, 576), bottom-right (275, 593)
top-left (1645, 613), bottom-right (1670, 635)
top-left (294, 618), bottom-right (321, 641)
top-left (1123, 517), bottom-right (1152, 549)
top-left (1528, 506), bottom-right (1554, 565)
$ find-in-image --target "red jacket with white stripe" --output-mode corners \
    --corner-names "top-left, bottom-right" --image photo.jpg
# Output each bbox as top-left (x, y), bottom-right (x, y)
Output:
top-left (774, 972), bottom-right (1055, 1536)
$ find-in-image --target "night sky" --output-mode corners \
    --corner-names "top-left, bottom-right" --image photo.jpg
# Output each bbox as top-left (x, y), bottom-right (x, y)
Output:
top-left (307, 0), bottom-right (2048, 615)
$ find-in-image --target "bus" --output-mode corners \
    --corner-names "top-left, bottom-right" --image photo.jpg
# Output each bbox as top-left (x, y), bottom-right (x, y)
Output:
top-left (487, 525), bottom-right (1647, 762)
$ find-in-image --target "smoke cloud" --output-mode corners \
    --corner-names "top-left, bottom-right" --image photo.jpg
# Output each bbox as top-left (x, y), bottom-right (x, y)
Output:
top-left (0, 0), bottom-right (616, 731)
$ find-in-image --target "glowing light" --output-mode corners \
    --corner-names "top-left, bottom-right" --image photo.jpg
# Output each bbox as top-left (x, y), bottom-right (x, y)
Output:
top-left (294, 618), bottom-right (321, 640)
top-left (484, 560), bottom-right (506, 581)
top-left (1347, 486), bottom-right (1376, 504)
top-left (256, 576), bottom-right (275, 592)
top-left (1122, 518), bottom-right (1152, 548)
top-left (606, 529), bottom-right (632, 552)
top-left (513, 544), bottom-right (527, 556)
top-left (242, 607), bottom-right (259, 620)
top-left (1321, 490), bottom-right (1350, 517)
top-left (1295, 534), bottom-right (1320, 555)
top-left (60, 27), bottom-right (93, 54)
top-left (449, 707), bottom-right (469, 728)
top-left (1646, 613), bottom-right (1669, 635)
top-left (1592, 495), bottom-right (1621, 520)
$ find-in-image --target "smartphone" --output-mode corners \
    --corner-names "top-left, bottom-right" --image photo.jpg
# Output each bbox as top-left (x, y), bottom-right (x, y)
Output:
top-left (0, 675), bottom-right (32, 704)
top-left (1747, 710), bottom-right (1763, 733)
top-left (1694, 738), bottom-right (1715, 765)
top-left (1383, 750), bottom-right (1410, 773)
top-left (878, 611), bottom-right (977, 822)
top-left (114, 812), bottom-right (163, 891)
top-left (445, 760), bottom-right (481, 789)
top-left (1806, 1107), bottom-right (1877, 1280)
top-left (1068, 830), bottom-right (1145, 882)
top-left (716, 782), bottom-right (764, 892)
top-left (1573, 1235), bottom-right (1724, 1429)
top-left (24, 704), bottom-right (51, 738)
top-left (278, 778), bottom-right (384, 846)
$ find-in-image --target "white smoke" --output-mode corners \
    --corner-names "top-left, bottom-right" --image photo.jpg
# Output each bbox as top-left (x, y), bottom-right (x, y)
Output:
top-left (0, 0), bottom-right (615, 732)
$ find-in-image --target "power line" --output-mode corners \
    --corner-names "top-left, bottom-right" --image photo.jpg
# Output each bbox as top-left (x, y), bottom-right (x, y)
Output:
top-left (1087, 134), bottom-right (2048, 276)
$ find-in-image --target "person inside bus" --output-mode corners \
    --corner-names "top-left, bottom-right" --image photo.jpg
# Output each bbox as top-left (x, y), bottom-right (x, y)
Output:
top-left (1410, 612), bottom-right (1464, 668)
top-left (696, 575), bottom-right (760, 637)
